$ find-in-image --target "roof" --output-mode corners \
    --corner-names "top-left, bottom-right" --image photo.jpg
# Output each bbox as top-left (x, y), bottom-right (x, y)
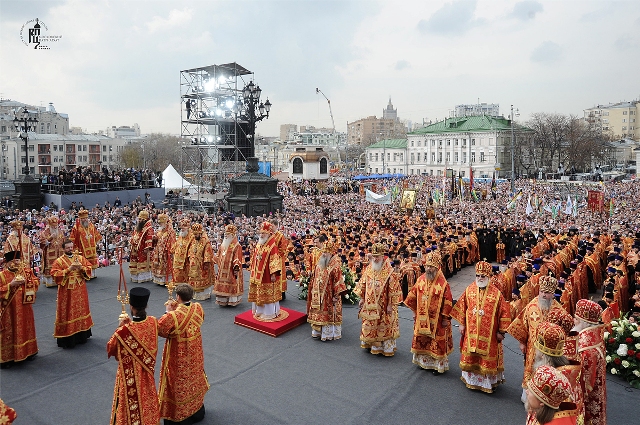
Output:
top-left (368, 139), bottom-right (407, 149)
top-left (23, 133), bottom-right (116, 142)
top-left (410, 115), bottom-right (530, 135)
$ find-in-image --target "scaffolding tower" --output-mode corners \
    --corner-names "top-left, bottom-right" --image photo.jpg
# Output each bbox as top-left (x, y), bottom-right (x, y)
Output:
top-left (180, 62), bottom-right (257, 192)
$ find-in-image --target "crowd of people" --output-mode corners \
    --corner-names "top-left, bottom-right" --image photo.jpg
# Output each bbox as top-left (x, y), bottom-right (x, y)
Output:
top-left (2, 174), bottom-right (640, 424)
top-left (40, 166), bottom-right (162, 194)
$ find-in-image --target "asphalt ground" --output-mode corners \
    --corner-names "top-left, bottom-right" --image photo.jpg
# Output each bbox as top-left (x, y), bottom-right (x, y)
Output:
top-left (1, 264), bottom-right (638, 424)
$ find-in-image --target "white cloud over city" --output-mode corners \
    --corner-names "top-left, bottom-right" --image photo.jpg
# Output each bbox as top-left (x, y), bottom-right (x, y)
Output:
top-left (1, 0), bottom-right (638, 136)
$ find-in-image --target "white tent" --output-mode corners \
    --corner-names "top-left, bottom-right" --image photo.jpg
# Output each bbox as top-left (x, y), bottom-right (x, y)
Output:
top-left (162, 164), bottom-right (194, 193)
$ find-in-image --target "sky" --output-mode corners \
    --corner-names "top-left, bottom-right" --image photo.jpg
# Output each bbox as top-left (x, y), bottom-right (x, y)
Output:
top-left (1, 0), bottom-right (639, 137)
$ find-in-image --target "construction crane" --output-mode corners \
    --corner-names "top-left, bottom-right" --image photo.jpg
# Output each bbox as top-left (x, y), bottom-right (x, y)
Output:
top-left (315, 88), bottom-right (335, 133)
top-left (316, 87), bottom-right (342, 170)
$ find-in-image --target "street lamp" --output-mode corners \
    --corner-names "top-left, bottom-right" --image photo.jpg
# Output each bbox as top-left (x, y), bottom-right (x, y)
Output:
top-left (242, 81), bottom-right (271, 157)
top-left (13, 106), bottom-right (38, 178)
top-left (510, 104), bottom-right (519, 193)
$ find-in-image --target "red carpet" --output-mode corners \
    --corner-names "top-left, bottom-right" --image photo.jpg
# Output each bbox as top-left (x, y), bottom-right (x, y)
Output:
top-left (234, 307), bottom-right (307, 337)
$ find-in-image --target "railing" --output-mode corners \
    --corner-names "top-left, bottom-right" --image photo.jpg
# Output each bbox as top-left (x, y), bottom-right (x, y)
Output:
top-left (40, 178), bottom-right (159, 194)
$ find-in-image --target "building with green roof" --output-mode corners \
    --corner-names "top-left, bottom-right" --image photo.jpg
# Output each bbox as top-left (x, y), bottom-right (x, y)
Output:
top-left (364, 115), bottom-right (532, 177)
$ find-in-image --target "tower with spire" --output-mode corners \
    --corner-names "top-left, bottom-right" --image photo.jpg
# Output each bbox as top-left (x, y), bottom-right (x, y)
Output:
top-left (383, 97), bottom-right (397, 121)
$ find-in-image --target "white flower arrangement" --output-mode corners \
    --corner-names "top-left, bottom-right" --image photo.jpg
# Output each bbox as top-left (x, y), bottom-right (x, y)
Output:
top-left (617, 344), bottom-right (629, 356)
top-left (622, 360), bottom-right (630, 368)
top-left (633, 331), bottom-right (640, 338)
top-left (606, 355), bottom-right (612, 363)
top-left (611, 368), bottom-right (618, 374)
top-left (604, 331), bottom-right (610, 339)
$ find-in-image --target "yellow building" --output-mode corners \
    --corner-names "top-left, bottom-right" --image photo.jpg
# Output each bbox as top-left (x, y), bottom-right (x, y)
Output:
top-left (584, 100), bottom-right (639, 141)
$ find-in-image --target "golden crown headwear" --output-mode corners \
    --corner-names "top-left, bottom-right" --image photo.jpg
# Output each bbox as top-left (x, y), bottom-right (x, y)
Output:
top-left (157, 213), bottom-right (169, 224)
top-left (78, 209), bottom-right (89, 219)
top-left (539, 276), bottom-right (558, 293)
top-left (10, 220), bottom-right (23, 229)
top-left (321, 241), bottom-right (336, 255)
top-left (225, 224), bottom-right (238, 235)
top-left (138, 210), bottom-right (150, 220)
top-left (191, 223), bottom-right (203, 233)
top-left (371, 243), bottom-right (387, 256)
top-left (423, 251), bottom-right (441, 269)
top-left (179, 218), bottom-right (191, 228)
top-left (260, 221), bottom-right (275, 233)
top-left (47, 216), bottom-right (59, 224)
top-left (475, 261), bottom-right (492, 277)
top-left (534, 322), bottom-right (566, 357)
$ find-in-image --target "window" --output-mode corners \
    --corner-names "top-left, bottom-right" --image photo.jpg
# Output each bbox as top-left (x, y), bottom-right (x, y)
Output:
top-left (447, 139), bottom-right (451, 146)
top-left (59, 145), bottom-right (63, 151)
top-left (623, 111), bottom-right (628, 115)
top-left (471, 139), bottom-right (476, 145)
top-left (455, 152), bottom-right (459, 162)
top-left (417, 153), bottom-right (421, 162)
top-left (375, 153), bottom-right (379, 161)
top-left (393, 168), bottom-right (396, 173)
top-left (103, 145), bottom-right (107, 152)
top-left (438, 153), bottom-right (442, 163)
top-left (431, 140), bottom-right (435, 146)
top-left (28, 145), bottom-right (34, 152)
top-left (417, 140), bottom-right (421, 147)
top-left (411, 141), bottom-right (414, 147)
top-left (293, 157), bottom-right (303, 174)
top-left (471, 152), bottom-right (476, 163)
top-left (438, 140), bottom-right (442, 147)
top-left (399, 153), bottom-right (403, 162)
top-left (410, 153), bottom-right (415, 163)
top-left (387, 153), bottom-right (390, 161)
top-left (29, 156), bottom-right (34, 163)
top-left (623, 119), bottom-right (626, 123)
top-left (463, 152), bottom-right (467, 163)
top-left (480, 152), bottom-right (485, 162)
top-left (455, 139), bottom-right (458, 146)
top-left (320, 157), bottom-right (328, 174)
top-left (446, 153), bottom-right (451, 162)
top-left (375, 168), bottom-right (378, 173)
top-left (431, 153), bottom-right (435, 162)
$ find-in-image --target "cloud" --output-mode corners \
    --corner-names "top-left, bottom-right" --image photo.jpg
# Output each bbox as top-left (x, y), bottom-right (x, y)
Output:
top-left (146, 8), bottom-right (193, 33)
top-left (509, 1), bottom-right (543, 21)
top-left (395, 60), bottom-right (410, 71)
top-left (614, 34), bottom-right (638, 51)
top-left (417, 1), bottom-right (483, 36)
top-left (530, 41), bottom-right (562, 64)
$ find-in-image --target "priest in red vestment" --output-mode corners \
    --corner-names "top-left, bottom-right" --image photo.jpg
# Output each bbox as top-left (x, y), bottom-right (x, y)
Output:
top-left (526, 365), bottom-right (579, 425)
top-left (107, 287), bottom-right (160, 425)
top-left (159, 284), bottom-right (209, 424)
top-left (450, 261), bottom-right (511, 393)
top-left (355, 243), bottom-right (402, 357)
top-left (306, 241), bottom-right (347, 341)
top-left (0, 251), bottom-right (39, 368)
top-left (213, 224), bottom-right (244, 306)
top-left (39, 216), bottom-right (65, 287)
top-left (50, 239), bottom-right (94, 348)
top-left (248, 222), bottom-right (286, 321)
top-left (404, 251), bottom-right (453, 374)
top-left (70, 209), bottom-right (101, 278)
top-left (508, 275), bottom-right (564, 401)
top-left (152, 213), bottom-right (175, 286)
top-left (187, 223), bottom-right (214, 301)
top-left (172, 218), bottom-right (193, 286)
top-left (573, 299), bottom-right (606, 425)
top-left (129, 210), bottom-right (154, 283)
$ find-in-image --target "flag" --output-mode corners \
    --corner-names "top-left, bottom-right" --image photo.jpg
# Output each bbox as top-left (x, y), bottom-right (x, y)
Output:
top-left (572, 196), bottom-right (578, 217)
top-left (552, 202), bottom-right (559, 219)
top-left (471, 189), bottom-right (479, 202)
top-left (469, 167), bottom-right (474, 190)
top-left (526, 195), bottom-right (533, 216)
top-left (365, 189), bottom-right (392, 204)
top-left (459, 177), bottom-right (464, 201)
top-left (609, 198), bottom-right (614, 216)
top-left (507, 189), bottom-right (523, 210)
top-left (564, 195), bottom-right (573, 215)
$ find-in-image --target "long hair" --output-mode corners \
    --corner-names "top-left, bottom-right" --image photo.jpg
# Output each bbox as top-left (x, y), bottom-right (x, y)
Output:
top-left (533, 405), bottom-right (556, 425)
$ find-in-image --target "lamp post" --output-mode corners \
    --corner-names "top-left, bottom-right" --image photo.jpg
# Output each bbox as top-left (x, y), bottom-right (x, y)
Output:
top-left (13, 106), bottom-right (38, 178)
top-left (241, 81), bottom-right (271, 160)
top-left (510, 105), bottom-right (519, 194)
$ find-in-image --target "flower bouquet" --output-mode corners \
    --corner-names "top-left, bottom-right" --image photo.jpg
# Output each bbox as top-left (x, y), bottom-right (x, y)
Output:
top-left (341, 264), bottom-right (359, 305)
top-left (605, 316), bottom-right (640, 389)
top-left (298, 275), bottom-right (309, 300)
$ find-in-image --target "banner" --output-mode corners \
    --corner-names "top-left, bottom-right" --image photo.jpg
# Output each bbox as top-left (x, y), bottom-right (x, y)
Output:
top-left (587, 190), bottom-right (604, 212)
top-left (365, 189), bottom-right (392, 205)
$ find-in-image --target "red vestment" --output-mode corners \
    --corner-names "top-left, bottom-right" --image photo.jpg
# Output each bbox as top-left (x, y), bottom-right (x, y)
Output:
top-left (248, 237), bottom-right (282, 306)
top-left (405, 271), bottom-right (453, 362)
top-left (50, 253), bottom-right (94, 338)
top-left (508, 298), bottom-right (564, 387)
top-left (306, 255), bottom-right (346, 327)
top-left (451, 283), bottom-right (511, 380)
top-left (70, 222), bottom-right (101, 269)
top-left (107, 317), bottom-right (160, 425)
top-left (158, 303), bottom-right (209, 422)
top-left (39, 226), bottom-right (65, 286)
top-left (172, 233), bottom-right (193, 284)
top-left (152, 226), bottom-right (175, 285)
top-left (578, 325), bottom-right (607, 425)
top-left (0, 267), bottom-right (39, 364)
top-left (213, 240), bottom-right (244, 301)
top-left (129, 221), bottom-right (154, 279)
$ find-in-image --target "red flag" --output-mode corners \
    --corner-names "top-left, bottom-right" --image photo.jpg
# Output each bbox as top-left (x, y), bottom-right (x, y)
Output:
top-left (469, 167), bottom-right (474, 190)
